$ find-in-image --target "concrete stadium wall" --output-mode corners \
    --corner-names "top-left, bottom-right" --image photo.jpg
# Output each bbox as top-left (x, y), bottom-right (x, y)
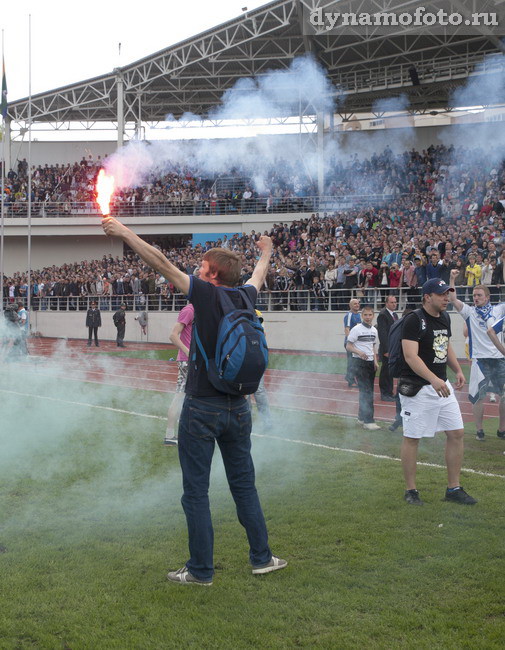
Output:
top-left (4, 235), bottom-right (124, 274)
top-left (28, 310), bottom-right (468, 359)
top-left (2, 213), bottom-right (306, 275)
top-left (13, 141), bottom-right (116, 167)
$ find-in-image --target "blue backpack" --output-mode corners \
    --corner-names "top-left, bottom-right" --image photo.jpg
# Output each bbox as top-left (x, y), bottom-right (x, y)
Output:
top-left (388, 309), bottom-right (426, 378)
top-left (193, 287), bottom-right (268, 395)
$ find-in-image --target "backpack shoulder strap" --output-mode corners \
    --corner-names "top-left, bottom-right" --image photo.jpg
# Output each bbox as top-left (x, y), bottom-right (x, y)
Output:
top-left (215, 287), bottom-right (238, 314)
top-left (216, 286), bottom-right (255, 313)
top-left (237, 286), bottom-right (255, 311)
top-left (413, 308), bottom-right (427, 338)
top-left (193, 323), bottom-right (209, 368)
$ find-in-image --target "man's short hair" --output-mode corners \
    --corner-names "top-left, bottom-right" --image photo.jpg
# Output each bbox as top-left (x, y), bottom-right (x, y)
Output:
top-left (361, 305), bottom-right (374, 313)
top-left (203, 247), bottom-right (242, 287)
top-left (473, 284), bottom-right (490, 297)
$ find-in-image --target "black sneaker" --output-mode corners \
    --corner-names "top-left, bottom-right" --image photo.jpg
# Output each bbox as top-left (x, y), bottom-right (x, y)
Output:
top-left (444, 487), bottom-right (477, 505)
top-left (476, 429), bottom-right (485, 441)
top-left (404, 489), bottom-right (424, 505)
top-left (497, 430), bottom-right (505, 439)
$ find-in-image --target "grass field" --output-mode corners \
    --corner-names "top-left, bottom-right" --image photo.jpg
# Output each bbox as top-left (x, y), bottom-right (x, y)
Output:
top-left (0, 355), bottom-right (504, 649)
top-left (107, 347), bottom-right (473, 381)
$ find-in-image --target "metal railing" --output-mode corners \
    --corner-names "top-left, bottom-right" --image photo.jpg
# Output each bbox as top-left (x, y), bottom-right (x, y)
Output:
top-left (6, 285), bottom-right (500, 313)
top-left (0, 193), bottom-right (397, 219)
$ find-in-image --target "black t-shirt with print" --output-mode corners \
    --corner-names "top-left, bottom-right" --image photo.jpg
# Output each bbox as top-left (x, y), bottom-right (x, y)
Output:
top-left (400, 308), bottom-right (451, 385)
top-left (186, 276), bottom-right (258, 397)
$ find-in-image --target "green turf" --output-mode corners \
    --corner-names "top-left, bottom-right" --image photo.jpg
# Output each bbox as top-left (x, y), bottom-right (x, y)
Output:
top-left (0, 363), bottom-right (504, 649)
top-left (106, 347), bottom-right (473, 381)
top-left (106, 348), bottom-right (348, 374)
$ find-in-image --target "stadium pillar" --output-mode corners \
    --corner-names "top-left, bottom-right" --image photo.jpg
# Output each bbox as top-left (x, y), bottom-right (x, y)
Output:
top-left (136, 91), bottom-right (143, 140)
top-left (317, 111), bottom-right (324, 196)
top-left (116, 69), bottom-right (125, 148)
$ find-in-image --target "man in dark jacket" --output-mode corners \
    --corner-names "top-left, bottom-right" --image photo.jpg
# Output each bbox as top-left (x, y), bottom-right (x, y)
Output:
top-left (102, 215), bottom-right (286, 587)
top-left (85, 301), bottom-right (101, 347)
top-left (113, 303), bottom-right (127, 347)
top-left (377, 294), bottom-right (398, 401)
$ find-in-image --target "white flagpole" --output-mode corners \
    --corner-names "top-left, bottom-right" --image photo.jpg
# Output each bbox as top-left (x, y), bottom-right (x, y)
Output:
top-left (27, 14), bottom-right (32, 313)
top-left (0, 29), bottom-right (5, 313)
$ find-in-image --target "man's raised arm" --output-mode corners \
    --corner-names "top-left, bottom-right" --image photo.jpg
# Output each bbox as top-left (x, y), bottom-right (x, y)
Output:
top-left (449, 269), bottom-right (465, 312)
top-left (247, 236), bottom-right (273, 291)
top-left (102, 217), bottom-right (190, 295)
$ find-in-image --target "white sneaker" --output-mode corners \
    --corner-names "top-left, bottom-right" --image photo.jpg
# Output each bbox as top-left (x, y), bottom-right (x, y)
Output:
top-left (252, 555), bottom-right (288, 575)
top-left (167, 567), bottom-right (212, 586)
top-left (357, 419), bottom-right (364, 425)
top-left (363, 422), bottom-right (381, 430)
top-left (490, 393), bottom-right (497, 403)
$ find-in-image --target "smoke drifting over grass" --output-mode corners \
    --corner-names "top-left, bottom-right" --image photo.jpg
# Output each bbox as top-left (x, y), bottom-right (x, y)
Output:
top-left (0, 345), bottom-right (182, 542)
top-left (0, 342), bottom-right (311, 547)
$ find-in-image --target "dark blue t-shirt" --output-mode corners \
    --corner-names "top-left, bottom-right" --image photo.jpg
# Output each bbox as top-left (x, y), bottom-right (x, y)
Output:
top-left (185, 276), bottom-right (258, 397)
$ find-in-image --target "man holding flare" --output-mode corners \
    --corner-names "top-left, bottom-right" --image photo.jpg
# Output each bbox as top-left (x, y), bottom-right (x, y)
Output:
top-left (101, 214), bottom-right (287, 586)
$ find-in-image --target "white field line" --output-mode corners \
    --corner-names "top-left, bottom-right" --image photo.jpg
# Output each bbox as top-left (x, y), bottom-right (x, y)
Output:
top-left (0, 388), bottom-right (164, 420)
top-left (253, 433), bottom-right (505, 480)
top-left (0, 362), bottom-right (486, 419)
top-left (1, 387), bottom-right (503, 481)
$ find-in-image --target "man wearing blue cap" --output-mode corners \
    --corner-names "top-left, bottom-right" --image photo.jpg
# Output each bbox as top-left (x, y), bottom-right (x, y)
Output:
top-left (398, 278), bottom-right (477, 506)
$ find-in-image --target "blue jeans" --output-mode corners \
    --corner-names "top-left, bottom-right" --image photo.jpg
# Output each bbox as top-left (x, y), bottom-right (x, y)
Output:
top-left (178, 395), bottom-right (272, 581)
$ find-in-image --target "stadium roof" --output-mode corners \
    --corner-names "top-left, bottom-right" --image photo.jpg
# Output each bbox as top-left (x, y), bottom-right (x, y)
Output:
top-left (6, 0), bottom-right (505, 126)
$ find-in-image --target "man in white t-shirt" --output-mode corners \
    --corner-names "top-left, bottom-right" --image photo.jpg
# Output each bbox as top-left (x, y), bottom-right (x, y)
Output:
top-left (346, 305), bottom-right (380, 430)
top-left (16, 302), bottom-right (29, 354)
top-left (449, 270), bottom-right (505, 441)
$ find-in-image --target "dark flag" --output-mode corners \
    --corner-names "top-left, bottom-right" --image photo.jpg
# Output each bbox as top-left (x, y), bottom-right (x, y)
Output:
top-left (1, 57), bottom-right (7, 120)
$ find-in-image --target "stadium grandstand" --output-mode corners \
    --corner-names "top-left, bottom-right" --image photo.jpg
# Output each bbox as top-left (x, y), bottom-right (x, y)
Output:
top-left (1, 0), bottom-right (505, 350)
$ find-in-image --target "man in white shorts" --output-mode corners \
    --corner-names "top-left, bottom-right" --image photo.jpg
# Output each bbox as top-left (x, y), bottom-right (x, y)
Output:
top-left (399, 278), bottom-right (477, 506)
top-left (449, 271), bottom-right (505, 441)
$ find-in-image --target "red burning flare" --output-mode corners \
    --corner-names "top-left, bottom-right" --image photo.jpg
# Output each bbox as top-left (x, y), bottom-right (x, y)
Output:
top-left (96, 169), bottom-right (115, 216)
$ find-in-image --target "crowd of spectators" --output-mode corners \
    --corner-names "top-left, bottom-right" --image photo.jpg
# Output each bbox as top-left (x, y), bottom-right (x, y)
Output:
top-left (3, 143), bottom-right (505, 312)
top-left (4, 142), bottom-right (503, 217)
top-left (2, 154), bottom-right (316, 216)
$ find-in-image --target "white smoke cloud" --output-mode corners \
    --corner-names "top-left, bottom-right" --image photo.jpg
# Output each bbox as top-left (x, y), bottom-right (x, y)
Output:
top-left (441, 53), bottom-right (505, 163)
top-left (104, 55), bottom-right (336, 191)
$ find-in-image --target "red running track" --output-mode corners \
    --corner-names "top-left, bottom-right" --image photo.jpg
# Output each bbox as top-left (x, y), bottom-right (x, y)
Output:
top-left (23, 338), bottom-right (500, 424)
